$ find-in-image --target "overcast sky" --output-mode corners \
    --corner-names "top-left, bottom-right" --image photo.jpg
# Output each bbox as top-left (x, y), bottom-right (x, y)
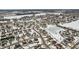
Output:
top-left (0, 0), bottom-right (79, 9)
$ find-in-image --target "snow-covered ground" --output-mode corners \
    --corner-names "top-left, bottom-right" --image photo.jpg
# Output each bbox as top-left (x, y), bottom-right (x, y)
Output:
top-left (4, 13), bottom-right (47, 19)
top-left (59, 20), bottom-right (79, 31)
top-left (35, 12), bottom-right (62, 16)
top-left (4, 12), bottom-right (63, 19)
top-left (35, 13), bottom-right (46, 16)
top-left (4, 13), bottom-right (46, 19)
top-left (45, 20), bottom-right (79, 43)
top-left (45, 25), bottom-right (65, 42)
top-left (4, 14), bottom-right (33, 19)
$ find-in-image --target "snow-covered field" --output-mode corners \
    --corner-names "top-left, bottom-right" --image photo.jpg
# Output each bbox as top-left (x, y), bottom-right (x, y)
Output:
top-left (4, 12), bottom-right (62, 19)
top-left (45, 25), bottom-right (65, 42)
top-left (4, 13), bottom-right (47, 19)
top-left (59, 20), bottom-right (79, 31)
top-left (35, 13), bottom-right (46, 16)
top-left (4, 14), bottom-right (33, 19)
top-left (45, 20), bottom-right (79, 43)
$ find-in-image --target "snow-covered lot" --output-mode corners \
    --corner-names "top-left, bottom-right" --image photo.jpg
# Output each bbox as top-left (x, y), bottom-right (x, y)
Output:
top-left (45, 25), bottom-right (65, 42)
top-left (45, 20), bottom-right (79, 43)
top-left (59, 20), bottom-right (79, 31)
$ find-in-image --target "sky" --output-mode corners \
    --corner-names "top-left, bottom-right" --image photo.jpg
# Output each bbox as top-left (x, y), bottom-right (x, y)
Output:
top-left (0, 0), bottom-right (79, 9)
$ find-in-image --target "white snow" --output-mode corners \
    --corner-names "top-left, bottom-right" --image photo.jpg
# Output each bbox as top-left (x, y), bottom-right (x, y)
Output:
top-left (59, 20), bottom-right (79, 31)
top-left (35, 13), bottom-right (46, 16)
top-left (4, 12), bottom-right (63, 19)
top-left (35, 12), bottom-right (62, 16)
top-left (4, 14), bottom-right (33, 19)
top-left (45, 25), bottom-right (65, 42)
top-left (52, 12), bottom-right (63, 15)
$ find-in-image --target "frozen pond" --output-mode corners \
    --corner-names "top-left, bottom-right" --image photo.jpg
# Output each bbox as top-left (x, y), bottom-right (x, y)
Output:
top-left (45, 25), bottom-right (65, 42)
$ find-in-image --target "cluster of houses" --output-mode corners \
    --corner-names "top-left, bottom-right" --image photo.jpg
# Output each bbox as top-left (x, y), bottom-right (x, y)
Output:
top-left (0, 12), bottom-right (79, 49)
